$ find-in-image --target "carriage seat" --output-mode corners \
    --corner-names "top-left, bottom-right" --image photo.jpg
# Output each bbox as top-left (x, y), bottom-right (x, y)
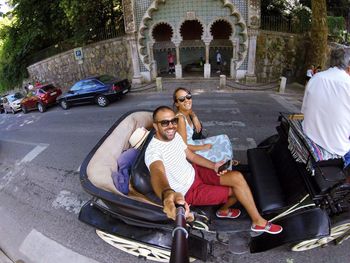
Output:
top-left (130, 129), bottom-right (162, 205)
top-left (248, 126), bottom-right (309, 215)
top-left (248, 116), bottom-right (346, 215)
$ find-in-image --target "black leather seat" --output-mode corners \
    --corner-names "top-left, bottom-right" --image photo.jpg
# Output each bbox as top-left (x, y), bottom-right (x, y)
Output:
top-left (248, 135), bottom-right (307, 215)
top-left (130, 129), bottom-right (162, 204)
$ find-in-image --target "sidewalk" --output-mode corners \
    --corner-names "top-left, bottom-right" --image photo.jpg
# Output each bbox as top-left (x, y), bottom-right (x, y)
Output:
top-left (131, 77), bottom-right (305, 98)
top-left (0, 249), bottom-right (14, 263)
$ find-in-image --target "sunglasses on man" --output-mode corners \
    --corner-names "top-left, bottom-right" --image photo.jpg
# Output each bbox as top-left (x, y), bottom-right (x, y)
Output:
top-left (177, 94), bottom-right (192, 103)
top-left (154, 117), bottom-right (179, 127)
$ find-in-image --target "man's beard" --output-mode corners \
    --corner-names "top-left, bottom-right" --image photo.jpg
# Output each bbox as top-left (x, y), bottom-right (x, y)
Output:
top-left (159, 127), bottom-right (176, 141)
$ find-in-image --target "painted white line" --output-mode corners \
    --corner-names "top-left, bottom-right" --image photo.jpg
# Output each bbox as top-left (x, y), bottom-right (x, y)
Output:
top-left (203, 120), bottom-right (245, 127)
top-left (270, 94), bottom-right (300, 113)
top-left (0, 171), bottom-right (14, 191)
top-left (52, 190), bottom-right (85, 214)
top-left (0, 138), bottom-right (39, 146)
top-left (19, 143), bottom-right (49, 164)
top-left (200, 108), bottom-right (240, 114)
top-left (138, 99), bottom-right (237, 107)
top-left (19, 229), bottom-right (99, 263)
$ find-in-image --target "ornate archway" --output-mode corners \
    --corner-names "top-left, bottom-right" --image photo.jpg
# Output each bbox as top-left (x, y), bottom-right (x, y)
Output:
top-left (137, 0), bottom-right (248, 73)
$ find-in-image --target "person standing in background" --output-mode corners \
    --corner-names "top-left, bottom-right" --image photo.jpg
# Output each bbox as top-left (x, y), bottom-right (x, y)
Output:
top-left (167, 51), bottom-right (175, 74)
top-left (216, 50), bottom-right (222, 73)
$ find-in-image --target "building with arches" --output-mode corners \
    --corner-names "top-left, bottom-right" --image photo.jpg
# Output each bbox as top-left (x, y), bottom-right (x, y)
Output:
top-left (123, 0), bottom-right (260, 84)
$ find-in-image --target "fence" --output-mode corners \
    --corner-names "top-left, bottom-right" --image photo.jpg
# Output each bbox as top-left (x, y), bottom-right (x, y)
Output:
top-left (261, 16), bottom-right (310, 34)
top-left (27, 25), bottom-right (125, 65)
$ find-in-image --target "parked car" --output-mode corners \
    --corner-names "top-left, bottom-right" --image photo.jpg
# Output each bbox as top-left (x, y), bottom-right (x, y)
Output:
top-left (0, 96), bottom-right (6, 114)
top-left (21, 84), bottom-right (62, 113)
top-left (57, 75), bottom-right (130, 110)
top-left (2, 92), bottom-right (25, 114)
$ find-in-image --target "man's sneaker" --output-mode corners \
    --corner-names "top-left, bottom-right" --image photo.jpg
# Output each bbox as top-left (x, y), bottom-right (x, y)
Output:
top-left (251, 221), bottom-right (283, 234)
top-left (216, 208), bottom-right (241, 219)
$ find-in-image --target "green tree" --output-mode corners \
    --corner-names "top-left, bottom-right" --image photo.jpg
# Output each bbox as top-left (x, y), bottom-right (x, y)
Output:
top-left (59, 0), bottom-right (123, 42)
top-left (0, 0), bottom-right (72, 90)
top-left (0, 0), bottom-right (124, 92)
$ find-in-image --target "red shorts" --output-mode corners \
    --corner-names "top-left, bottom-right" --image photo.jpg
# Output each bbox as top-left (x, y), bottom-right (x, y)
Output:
top-left (185, 164), bottom-right (229, 206)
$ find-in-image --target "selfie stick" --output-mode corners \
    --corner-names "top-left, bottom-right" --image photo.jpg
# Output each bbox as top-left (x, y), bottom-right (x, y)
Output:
top-left (170, 204), bottom-right (190, 263)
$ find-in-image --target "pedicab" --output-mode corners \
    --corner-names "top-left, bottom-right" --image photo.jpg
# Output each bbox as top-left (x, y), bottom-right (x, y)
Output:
top-left (78, 110), bottom-right (350, 261)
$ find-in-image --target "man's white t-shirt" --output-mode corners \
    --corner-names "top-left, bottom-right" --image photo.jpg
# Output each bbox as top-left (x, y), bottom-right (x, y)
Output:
top-left (301, 67), bottom-right (350, 155)
top-left (145, 133), bottom-right (195, 196)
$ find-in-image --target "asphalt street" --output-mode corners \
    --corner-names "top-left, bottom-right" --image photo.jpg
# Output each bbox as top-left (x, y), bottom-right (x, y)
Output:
top-left (0, 85), bottom-right (349, 263)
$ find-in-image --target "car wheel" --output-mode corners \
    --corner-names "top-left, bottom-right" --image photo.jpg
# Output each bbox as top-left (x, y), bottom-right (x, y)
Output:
top-left (60, 100), bottom-right (69, 110)
top-left (37, 103), bottom-right (46, 113)
top-left (22, 106), bottom-right (28, 114)
top-left (96, 95), bottom-right (109, 107)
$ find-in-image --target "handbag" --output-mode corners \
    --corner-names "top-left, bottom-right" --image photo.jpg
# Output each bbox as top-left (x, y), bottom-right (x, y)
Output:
top-left (190, 115), bottom-right (207, 140)
top-left (192, 127), bottom-right (205, 140)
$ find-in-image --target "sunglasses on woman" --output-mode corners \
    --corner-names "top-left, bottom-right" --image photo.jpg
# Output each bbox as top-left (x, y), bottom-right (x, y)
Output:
top-left (177, 94), bottom-right (192, 102)
top-left (155, 117), bottom-right (179, 127)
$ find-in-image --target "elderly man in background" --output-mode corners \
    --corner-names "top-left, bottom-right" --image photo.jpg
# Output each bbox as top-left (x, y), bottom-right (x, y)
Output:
top-left (301, 48), bottom-right (350, 174)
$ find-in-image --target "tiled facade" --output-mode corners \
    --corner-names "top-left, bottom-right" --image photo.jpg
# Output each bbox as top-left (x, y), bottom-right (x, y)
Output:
top-left (124, 0), bottom-right (258, 83)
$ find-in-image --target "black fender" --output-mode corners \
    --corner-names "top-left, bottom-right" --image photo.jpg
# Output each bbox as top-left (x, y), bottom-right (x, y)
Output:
top-left (250, 207), bottom-right (330, 253)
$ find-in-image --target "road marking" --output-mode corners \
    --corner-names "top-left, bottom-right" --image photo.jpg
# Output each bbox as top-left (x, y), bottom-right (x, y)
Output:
top-left (0, 165), bottom-right (24, 191)
top-left (52, 190), bottom-right (85, 214)
top-left (199, 108), bottom-right (240, 114)
top-left (0, 138), bottom-right (40, 146)
top-left (203, 120), bottom-right (245, 127)
top-left (19, 143), bottom-right (49, 164)
top-left (19, 229), bottom-right (99, 263)
top-left (270, 94), bottom-right (300, 113)
top-left (138, 99), bottom-right (237, 107)
top-left (0, 139), bottom-right (49, 164)
top-left (0, 171), bottom-right (14, 191)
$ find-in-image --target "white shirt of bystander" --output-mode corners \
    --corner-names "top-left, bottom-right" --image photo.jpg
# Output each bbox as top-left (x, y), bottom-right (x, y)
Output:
top-left (301, 67), bottom-right (350, 156)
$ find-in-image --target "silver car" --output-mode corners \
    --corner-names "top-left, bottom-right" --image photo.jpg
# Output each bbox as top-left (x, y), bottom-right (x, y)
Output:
top-left (3, 93), bottom-right (24, 114)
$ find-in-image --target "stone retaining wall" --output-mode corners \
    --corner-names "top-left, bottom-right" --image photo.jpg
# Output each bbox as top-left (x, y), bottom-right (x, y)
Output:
top-left (27, 37), bottom-right (132, 91)
top-left (256, 30), bottom-right (309, 83)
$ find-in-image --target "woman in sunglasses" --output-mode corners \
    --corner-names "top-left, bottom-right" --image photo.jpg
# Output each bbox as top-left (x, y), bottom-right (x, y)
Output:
top-left (173, 87), bottom-right (238, 167)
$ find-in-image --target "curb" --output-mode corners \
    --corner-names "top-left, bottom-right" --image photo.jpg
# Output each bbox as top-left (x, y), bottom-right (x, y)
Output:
top-left (0, 249), bottom-right (14, 263)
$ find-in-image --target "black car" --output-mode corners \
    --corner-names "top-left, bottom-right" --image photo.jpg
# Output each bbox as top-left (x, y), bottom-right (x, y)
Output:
top-left (57, 75), bottom-right (131, 110)
top-left (0, 96), bottom-right (5, 113)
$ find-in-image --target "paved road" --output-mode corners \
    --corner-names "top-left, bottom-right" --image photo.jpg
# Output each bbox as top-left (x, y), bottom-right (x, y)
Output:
top-left (0, 86), bottom-right (349, 263)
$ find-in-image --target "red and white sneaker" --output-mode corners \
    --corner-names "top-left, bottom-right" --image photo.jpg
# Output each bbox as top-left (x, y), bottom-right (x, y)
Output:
top-left (216, 208), bottom-right (241, 219)
top-left (251, 221), bottom-right (283, 234)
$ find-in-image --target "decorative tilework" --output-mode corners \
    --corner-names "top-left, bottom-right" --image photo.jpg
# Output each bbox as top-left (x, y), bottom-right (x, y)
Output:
top-left (133, 0), bottom-right (249, 71)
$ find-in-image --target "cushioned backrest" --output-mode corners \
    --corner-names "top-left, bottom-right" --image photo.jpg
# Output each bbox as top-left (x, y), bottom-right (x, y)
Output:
top-left (130, 129), bottom-right (162, 204)
top-left (87, 111), bottom-right (153, 194)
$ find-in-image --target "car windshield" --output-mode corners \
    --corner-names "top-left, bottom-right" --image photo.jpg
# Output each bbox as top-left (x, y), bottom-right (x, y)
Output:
top-left (41, 85), bottom-right (55, 92)
top-left (96, 75), bottom-right (115, 83)
top-left (8, 93), bottom-right (24, 102)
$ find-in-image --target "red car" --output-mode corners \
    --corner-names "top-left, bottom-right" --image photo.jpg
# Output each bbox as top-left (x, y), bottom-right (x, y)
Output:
top-left (21, 84), bottom-right (62, 113)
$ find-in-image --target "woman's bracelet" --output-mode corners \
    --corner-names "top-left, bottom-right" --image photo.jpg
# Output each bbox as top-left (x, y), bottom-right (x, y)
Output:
top-left (161, 188), bottom-right (175, 202)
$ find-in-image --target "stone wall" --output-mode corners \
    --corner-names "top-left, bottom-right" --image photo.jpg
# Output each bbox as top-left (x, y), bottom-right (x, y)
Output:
top-left (256, 30), bottom-right (309, 83)
top-left (27, 37), bottom-right (132, 91)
